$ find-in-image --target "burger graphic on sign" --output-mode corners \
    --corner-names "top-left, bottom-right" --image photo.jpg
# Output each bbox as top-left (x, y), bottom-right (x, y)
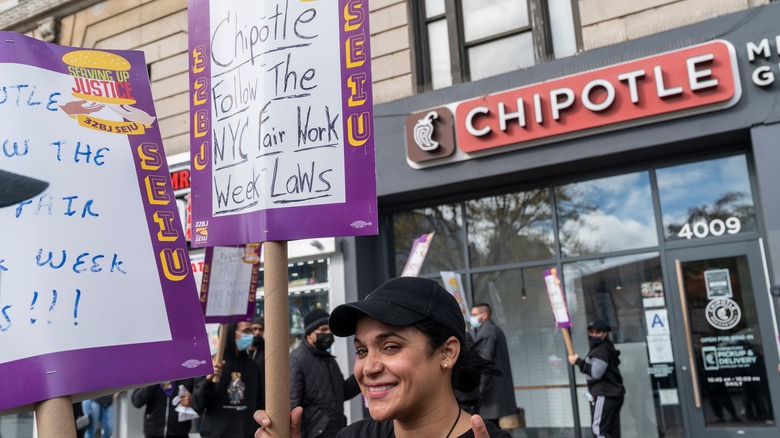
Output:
top-left (59, 49), bottom-right (155, 134)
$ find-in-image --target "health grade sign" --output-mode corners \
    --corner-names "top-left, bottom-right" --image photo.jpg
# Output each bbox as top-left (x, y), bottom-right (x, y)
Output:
top-left (0, 32), bottom-right (211, 414)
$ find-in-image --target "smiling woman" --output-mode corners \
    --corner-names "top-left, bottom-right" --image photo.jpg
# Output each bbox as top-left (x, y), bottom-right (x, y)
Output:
top-left (253, 277), bottom-right (512, 438)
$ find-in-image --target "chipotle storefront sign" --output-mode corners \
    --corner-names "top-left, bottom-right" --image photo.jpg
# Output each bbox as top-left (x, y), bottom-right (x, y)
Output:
top-left (405, 40), bottom-right (741, 168)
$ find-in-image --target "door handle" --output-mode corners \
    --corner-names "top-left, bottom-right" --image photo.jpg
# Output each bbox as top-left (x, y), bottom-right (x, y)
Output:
top-left (676, 259), bottom-right (701, 409)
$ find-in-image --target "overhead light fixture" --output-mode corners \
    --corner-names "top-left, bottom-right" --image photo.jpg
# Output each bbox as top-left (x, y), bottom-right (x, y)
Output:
top-left (520, 269), bottom-right (527, 300)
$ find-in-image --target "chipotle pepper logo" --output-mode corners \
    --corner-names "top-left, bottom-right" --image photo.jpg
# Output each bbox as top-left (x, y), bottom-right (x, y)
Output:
top-left (405, 107), bottom-right (455, 165)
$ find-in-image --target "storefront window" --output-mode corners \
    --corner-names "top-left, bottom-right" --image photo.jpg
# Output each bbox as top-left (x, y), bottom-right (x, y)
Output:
top-left (466, 189), bottom-right (555, 267)
top-left (556, 172), bottom-right (658, 257)
top-left (472, 266), bottom-right (578, 436)
top-left (393, 204), bottom-right (466, 275)
top-left (256, 258), bottom-right (331, 351)
top-left (657, 155), bottom-right (757, 242)
top-left (563, 253), bottom-right (685, 438)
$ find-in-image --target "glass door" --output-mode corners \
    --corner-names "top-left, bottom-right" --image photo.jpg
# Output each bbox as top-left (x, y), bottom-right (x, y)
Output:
top-left (665, 241), bottom-right (780, 437)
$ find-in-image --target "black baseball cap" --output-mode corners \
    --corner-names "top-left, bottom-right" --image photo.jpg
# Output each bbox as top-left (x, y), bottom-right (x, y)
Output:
top-left (330, 277), bottom-right (465, 343)
top-left (587, 319), bottom-right (611, 332)
top-left (0, 169), bottom-right (48, 208)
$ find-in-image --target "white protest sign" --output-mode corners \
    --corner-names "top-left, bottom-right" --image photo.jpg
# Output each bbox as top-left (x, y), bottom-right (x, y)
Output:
top-left (199, 245), bottom-right (260, 322)
top-left (0, 32), bottom-right (211, 413)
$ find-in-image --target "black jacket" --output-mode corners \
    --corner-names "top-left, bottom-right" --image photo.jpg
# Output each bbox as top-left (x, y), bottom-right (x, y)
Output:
top-left (290, 341), bottom-right (360, 438)
top-left (575, 338), bottom-right (625, 398)
top-left (336, 418), bottom-right (512, 437)
top-left (131, 379), bottom-right (195, 438)
top-left (473, 320), bottom-right (517, 419)
top-left (193, 323), bottom-right (264, 438)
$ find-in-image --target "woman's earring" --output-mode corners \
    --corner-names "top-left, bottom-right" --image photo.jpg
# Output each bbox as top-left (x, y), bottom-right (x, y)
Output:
top-left (442, 363), bottom-right (449, 369)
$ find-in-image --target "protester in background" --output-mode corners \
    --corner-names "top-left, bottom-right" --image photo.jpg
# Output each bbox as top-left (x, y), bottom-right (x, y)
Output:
top-left (470, 303), bottom-right (517, 426)
top-left (194, 321), bottom-right (264, 438)
top-left (132, 379), bottom-right (195, 438)
top-left (73, 402), bottom-right (86, 438)
top-left (289, 308), bottom-right (360, 438)
top-left (568, 319), bottom-right (625, 438)
top-left (254, 277), bottom-right (512, 438)
top-left (83, 394), bottom-right (114, 438)
top-left (248, 316), bottom-right (265, 367)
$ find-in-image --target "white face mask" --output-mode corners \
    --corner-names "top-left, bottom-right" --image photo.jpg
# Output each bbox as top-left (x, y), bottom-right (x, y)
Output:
top-left (469, 315), bottom-right (481, 329)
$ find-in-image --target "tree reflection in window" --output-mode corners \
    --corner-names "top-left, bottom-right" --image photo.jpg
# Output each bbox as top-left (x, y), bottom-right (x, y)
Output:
top-left (466, 189), bottom-right (556, 267)
top-left (392, 204), bottom-right (466, 276)
top-left (657, 155), bottom-right (757, 241)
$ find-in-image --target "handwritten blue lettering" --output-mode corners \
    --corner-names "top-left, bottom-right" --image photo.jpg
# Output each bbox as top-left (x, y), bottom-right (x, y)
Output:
top-left (2, 139), bottom-right (29, 157)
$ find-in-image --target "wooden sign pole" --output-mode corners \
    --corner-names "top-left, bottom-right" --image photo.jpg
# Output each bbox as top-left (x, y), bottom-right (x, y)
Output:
top-left (212, 323), bottom-right (228, 383)
top-left (264, 241), bottom-right (290, 437)
top-left (34, 396), bottom-right (76, 438)
top-left (562, 327), bottom-right (575, 357)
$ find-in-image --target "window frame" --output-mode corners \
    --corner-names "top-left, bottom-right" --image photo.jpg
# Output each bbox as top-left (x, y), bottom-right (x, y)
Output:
top-left (409, 0), bottom-right (556, 92)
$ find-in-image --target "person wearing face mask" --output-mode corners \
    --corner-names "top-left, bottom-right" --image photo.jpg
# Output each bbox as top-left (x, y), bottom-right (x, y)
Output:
top-left (568, 319), bottom-right (625, 438)
top-left (192, 321), bottom-right (264, 438)
top-left (289, 308), bottom-right (360, 438)
top-left (469, 303), bottom-right (517, 427)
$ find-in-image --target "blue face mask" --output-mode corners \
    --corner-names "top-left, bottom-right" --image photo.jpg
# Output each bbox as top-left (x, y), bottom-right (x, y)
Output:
top-left (236, 333), bottom-right (254, 351)
top-left (469, 315), bottom-right (481, 329)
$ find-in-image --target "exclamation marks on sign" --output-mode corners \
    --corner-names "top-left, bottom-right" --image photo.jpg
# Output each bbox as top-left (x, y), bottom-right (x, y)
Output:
top-left (73, 289), bottom-right (81, 326)
top-left (30, 290), bottom-right (62, 324)
top-left (47, 289), bottom-right (57, 324)
top-left (30, 291), bottom-right (38, 324)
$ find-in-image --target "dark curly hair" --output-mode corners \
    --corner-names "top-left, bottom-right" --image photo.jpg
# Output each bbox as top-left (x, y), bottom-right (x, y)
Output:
top-left (413, 319), bottom-right (501, 392)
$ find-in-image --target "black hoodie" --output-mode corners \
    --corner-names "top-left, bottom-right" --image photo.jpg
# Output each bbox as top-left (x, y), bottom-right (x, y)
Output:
top-left (193, 322), bottom-right (264, 438)
top-left (575, 338), bottom-right (625, 398)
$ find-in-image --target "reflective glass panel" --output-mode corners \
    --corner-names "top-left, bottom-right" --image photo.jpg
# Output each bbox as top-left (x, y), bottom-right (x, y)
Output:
top-left (549, 0), bottom-right (577, 58)
top-left (466, 189), bottom-right (555, 267)
top-left (393, 204), bottom-right (466, 275)
top-left (468, 33), bottom-right (535, 81)
top-left (656, 155), bottom-right (756, 242)
top-left (427, 19), bottom-right (453, 90)
top-left (563, 253), bottom-right (685, 438)
top-left (472, 266), bottom-right (578, 437)
top-left (556, 171), bottom-right (658, 257)
top-left (680, 256), bottom-right (775, 427)
top-left (463, 0), bottom-right (528, 42)
top-left (424, 0), bottom-right (445, 18)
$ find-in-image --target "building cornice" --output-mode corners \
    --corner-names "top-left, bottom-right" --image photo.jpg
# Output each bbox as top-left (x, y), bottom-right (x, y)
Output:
top-left (0, 0), bottom-right (102, 34)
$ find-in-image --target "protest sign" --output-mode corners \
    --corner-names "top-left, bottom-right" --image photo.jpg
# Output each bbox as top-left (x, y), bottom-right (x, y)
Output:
top-left (199, 244), bottom-right (261, 323)
top-left (0, 32), bottom-right (212, 414)
top-left (543, 267), bottom-right (574, 355)
top-left (441, 271), bottom-right (469, 322)
top-left (401, 232), bottom-right (435, 277)
top-left (188, 0), bottom-right (377, 247)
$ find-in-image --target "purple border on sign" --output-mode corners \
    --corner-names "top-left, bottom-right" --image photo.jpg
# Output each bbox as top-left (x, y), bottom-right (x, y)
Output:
top-left (0, 32), bottom-right (212, 413)
top-left (187, 0), bottom-right (377, 247)
top-left (199, 245), bottom-right (260, 323)
top-left (543, 268), bottom-right (572, 328)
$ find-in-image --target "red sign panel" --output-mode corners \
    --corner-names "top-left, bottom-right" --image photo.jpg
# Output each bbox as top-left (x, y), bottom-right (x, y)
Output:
top-left (453, 40), bottom-right (740, 155)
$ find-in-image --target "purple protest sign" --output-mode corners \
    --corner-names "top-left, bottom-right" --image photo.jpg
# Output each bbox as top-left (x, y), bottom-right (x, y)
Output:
top-left (199, 244), bottom-right (261, 323)
top-left (400, 232), bottom-right (435, 277)
top-left (543, 268), bottom-right (572, 328)
top-left (0, 32), bottom-right (211, 414)
top-left (187, 0), bottom-right (377, 246)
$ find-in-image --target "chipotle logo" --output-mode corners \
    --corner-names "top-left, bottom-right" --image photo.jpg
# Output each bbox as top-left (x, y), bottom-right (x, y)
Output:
top-left (405, 107), bottom-right (455, 163)
top-left (406, 40), bottom-right (740, 168)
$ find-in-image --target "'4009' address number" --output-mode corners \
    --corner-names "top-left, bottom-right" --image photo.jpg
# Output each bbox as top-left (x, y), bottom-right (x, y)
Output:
top-left (677, 217), bottom-right (741, 240)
